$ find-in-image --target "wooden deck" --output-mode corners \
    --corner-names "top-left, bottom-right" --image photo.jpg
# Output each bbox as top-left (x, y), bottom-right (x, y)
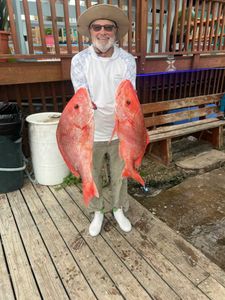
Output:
top-left (0, 180), bottom-right (225, 300)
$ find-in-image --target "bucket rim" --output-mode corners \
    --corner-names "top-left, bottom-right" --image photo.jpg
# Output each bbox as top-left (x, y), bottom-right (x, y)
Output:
top-left (26, 112), bottom-right (61, 125)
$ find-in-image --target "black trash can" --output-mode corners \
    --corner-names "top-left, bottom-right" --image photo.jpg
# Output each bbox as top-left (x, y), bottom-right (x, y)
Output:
top-left (0, 102), bottom-right (25, 193)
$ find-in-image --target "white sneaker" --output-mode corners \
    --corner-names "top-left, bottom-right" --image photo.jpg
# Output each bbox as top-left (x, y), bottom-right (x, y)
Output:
top-left (113, 208), bottom-right (132, 232)
top-left (89, 211), bottom-right (104, 237)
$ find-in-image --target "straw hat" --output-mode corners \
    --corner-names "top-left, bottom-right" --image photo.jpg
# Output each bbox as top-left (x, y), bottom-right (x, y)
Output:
top-left (77, 4), bottom-right (129, 39)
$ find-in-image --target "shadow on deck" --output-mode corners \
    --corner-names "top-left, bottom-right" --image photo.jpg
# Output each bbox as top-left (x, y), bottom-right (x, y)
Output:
top-left (0, 180), bottom-right (225, 299)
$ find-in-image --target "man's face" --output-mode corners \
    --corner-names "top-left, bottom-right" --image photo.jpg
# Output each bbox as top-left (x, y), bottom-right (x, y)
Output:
top-left (89, 19), bottom-right (117, 53)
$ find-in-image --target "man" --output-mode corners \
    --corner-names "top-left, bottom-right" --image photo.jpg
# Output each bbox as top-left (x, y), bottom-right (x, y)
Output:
top-left (71, 4), bottom-right (136, 236)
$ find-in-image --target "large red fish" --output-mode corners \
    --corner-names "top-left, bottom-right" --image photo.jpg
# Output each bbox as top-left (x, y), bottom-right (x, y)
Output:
top-left (56, 88), bottom-right (99, 206)
top-left (111, 80), bottom-right (150, 186)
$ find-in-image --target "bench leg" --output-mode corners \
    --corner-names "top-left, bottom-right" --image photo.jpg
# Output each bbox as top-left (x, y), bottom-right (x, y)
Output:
top-left (198, 125), bottom-right (223, 149)
top-left (150, 138), bottom-right (172, 165)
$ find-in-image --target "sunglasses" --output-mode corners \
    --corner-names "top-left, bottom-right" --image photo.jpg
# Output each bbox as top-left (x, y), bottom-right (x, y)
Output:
top-left (90, 24), bottom-right (117, 32)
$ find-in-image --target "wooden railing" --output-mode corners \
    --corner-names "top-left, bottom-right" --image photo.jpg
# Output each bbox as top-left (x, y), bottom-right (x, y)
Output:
top-left (3, 0), bottom-right (225, 58)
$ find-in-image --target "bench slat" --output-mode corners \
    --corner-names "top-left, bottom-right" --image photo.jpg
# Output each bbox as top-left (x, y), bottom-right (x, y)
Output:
top-left (149, 118), bottom-right (221, 135)
top-left (142, 93), bottom-right (223, 114)
top-left (145, 107), bottom-right (219, 128)
top-left (149, 120), bottom-right (225, 142)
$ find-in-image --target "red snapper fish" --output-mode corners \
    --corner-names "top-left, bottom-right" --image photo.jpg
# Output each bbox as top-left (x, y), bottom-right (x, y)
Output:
top-left (111, 80), bottom-right (150, 186)
top-left (56, 88), bottom-right (99, 206)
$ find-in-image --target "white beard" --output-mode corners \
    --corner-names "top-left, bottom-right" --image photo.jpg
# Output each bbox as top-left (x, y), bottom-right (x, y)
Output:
top-left (92, 36), bottom-right (115, 53)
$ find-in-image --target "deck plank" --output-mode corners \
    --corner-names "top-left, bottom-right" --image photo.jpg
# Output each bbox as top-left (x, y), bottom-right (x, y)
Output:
top-left (7, 189), bottom-right (70, 300)
top-left (0, 193), bottom-right (40, 300)
top-left (32, 183), bottom-right (123, 299)
top-left (0, 233), bottom-right (15, 300)
top-left (21, 182), bottom-right (97, 300)
top-left (198, 276), bottom-right (225, 300)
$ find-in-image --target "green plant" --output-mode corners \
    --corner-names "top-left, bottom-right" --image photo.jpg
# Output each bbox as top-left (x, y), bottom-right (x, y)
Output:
top-left (55, 173), bottom-right (81, 190)
top-left (0, 0), bottom-right (9, 31)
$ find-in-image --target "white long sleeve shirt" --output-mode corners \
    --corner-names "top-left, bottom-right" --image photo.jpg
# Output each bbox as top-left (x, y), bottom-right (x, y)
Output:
top-left (71, 45), bottom-right (136, 141)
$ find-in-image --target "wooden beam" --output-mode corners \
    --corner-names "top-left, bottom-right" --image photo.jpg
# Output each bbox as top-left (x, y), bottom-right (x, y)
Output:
top-left (0, 55), bottom-right (224, 85)
top-left (0, 61), bottom-right (62, 85)
top-left (143, 54), bottom-right (225, 73)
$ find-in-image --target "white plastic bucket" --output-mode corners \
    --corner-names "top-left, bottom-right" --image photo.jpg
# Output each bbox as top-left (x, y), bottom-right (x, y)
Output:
top-left (26, 112), bottom-right (69, 185)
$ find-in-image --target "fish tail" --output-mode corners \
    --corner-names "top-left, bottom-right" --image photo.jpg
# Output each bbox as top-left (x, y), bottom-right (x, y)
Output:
top-left (83, 181), bottom-right (99, 207)
top-left (122, 168), bottom-right (145, 186)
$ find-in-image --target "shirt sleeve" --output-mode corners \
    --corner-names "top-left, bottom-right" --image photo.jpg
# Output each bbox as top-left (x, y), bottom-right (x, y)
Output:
top-left (124, 54), bottom-right (137, 89)
top-left (70, 54), bottom-right (88, 92)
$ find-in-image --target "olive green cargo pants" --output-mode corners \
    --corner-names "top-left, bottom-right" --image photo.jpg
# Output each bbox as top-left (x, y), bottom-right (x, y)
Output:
top-left (88, 139), bottom-right (129, 213)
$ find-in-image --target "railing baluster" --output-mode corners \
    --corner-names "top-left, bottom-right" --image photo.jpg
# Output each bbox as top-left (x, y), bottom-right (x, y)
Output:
top-left (61, 81), bottom-right (67, 109)
top-left (40, 83), bottom-right (47, 112)
top-left (178, 0), bottom-right (187, 51)
top-left (128, 0), bottom-right (132, 53)
top-left (219, 4), bottom-right (225, 50)
top-left (184, 0), bottom-right (193, 51)
top-left (166, 0), bottom-right (172, 52)
top-left (203, 70), bottom-right (209, 95)
top-left (188, 70), bottom-right (193, 97)
top-left (197, 0), bottom-right (206, 52)
top-left (172, 0), bottom-right (180, 52)
top-left (203, 1), bottom-right (211, 51)
top-left (26, 84), bottom-right (34, 113)
top-left (118, 0), bottom-right (124, 47)
top-left (14, 85), bottom-right (22, 109)
top-left (22, 0), bottom-right (34, 54)
top-left (49, 0), bottom-right (60, 55)
top-left (36, 0), bottom-right (48, 54)
top-left (151, 0), bottom-right (156, 53)
top-left (75, 0), bottom-right (83, 52)
top-left (6, 0), bottom-right (20, 54)
top-left (191, 0), bottom-right (199, 51)
top-left (208, 1), bottom-right (217, 52)
top-left (207, 69), bottom-right (213, 95)
top-left (162, 75), bottom-right (166, 100)
top-left (63, 0), bottom-right (72, 54)
top-left (221, 69), bottom-right (225, 92)
top-left (51, 82), bottom-right (58, 112)
top-left (173, 72), bottom-right (178, 99)
top-left (159, 0), bottom-right (164, 52)
top-left (214, 2), bottom-right (223, 51)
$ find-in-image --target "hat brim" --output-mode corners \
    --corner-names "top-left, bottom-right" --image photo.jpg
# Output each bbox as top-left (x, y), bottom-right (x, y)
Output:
top-left (77, 4), bottom-right (129, 39)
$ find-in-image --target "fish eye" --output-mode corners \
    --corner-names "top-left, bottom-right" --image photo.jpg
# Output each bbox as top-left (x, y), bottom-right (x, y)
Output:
top-left (74, 104), bottom-right (79, 109)
top-left (126, 100), bottom-right (131, 105)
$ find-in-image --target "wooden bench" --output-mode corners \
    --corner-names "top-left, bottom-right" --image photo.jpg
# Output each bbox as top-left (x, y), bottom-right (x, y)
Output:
top-left (142, 93), bottom-right (225, 165)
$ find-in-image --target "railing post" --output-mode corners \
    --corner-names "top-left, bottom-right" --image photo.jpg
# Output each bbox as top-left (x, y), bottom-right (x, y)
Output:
top-left (136, 0), bottom-right (148, 74)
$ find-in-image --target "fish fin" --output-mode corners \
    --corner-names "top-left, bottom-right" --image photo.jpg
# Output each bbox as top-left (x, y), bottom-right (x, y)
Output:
top-left (135, 154), bottom-right (143, 169)
top-left (122, 168), bottom-right (145, 186)
top-left (57, 142), bottom-right (80, 178)
top-left (83, 181), bottom-right (99, 207)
